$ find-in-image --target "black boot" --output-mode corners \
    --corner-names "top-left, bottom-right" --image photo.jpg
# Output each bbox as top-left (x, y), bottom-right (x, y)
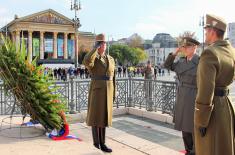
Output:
top-left (99, 127), bottom-right (112, 153)
top-left (92, 126), bottom-right (100, 149)
top-left (182, 131), bottom-right (194, 155)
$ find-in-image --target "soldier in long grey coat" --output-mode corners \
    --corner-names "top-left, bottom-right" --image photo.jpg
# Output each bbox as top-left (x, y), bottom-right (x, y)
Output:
top-left (83, 33), bottom-right (116, 153)
top-left (164, 37), bottom-right (200, 155)
top-left (194, 14), bottom-right (235, 155)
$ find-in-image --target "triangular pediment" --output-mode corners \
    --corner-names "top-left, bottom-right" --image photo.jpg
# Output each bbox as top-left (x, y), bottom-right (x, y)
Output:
top-left (17, 9), bottom-right (74, 25)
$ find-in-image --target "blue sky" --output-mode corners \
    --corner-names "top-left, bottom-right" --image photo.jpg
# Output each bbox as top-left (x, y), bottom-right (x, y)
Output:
top-left (0, 0), bottom-right (234, 42)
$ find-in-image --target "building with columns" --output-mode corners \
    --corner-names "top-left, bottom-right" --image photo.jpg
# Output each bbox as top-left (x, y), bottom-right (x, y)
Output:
top-left (0, 9), bottom-right (95, 65)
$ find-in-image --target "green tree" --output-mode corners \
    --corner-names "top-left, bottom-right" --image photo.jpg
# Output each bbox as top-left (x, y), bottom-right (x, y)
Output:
top-left (131, 47), bottom-right (147, 65)
top-left (109, 44), bottom-right (147, 65)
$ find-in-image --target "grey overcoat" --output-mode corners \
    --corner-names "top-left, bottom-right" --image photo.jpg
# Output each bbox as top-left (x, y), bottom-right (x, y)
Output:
top-left (164, 54), bottom-right (199, 132)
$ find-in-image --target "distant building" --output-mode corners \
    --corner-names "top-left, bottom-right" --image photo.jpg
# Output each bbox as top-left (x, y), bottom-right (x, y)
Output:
top-left (112, 33), bottom-right (144, 47)
top-left (114, 38), bottom-right (128, 45)
top-left (152, 33), bottom-right (178, 48)
top-left (0, 9), bottom-right (95, 65)
top-left (144, 33), bottom-right (178, 66)
top-left (228, 23), bottom-right (235, 47)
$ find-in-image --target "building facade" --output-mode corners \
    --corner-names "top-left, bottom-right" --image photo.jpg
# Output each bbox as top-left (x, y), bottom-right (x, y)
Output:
top-left (144, 33), bottom-right (178, 66)
top-left (228, 23), bottom-right (235, 48)
top-left (0, 9), bottom-right (95, 65)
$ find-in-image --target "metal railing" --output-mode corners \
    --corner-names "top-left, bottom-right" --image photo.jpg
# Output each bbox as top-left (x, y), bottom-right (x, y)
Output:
top-left (0, 77), bottom-right (177, 116)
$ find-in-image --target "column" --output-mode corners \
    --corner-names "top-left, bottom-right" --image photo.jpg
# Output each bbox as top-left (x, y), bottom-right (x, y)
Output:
top-left (15, 30), bottom-right (20, 51)
top-left (28, 30), bottom-right (33, 62)
top-left (53, 32), bottom-right (58, 59)
top-left (64, 33), bottom-right (68, 59)
top-left (74, 33), bottom-right (78, 67)
top-left (40, 31), bottom-right (44, 59)
top-left (11, 32), bottom-right (16, 43)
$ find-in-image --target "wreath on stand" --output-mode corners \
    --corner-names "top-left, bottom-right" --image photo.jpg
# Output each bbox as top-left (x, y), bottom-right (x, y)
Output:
top-left (0, 34), bottom-right (70, 139)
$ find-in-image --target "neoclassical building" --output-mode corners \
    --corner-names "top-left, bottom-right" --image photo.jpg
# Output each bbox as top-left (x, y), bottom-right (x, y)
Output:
top-left (0, 9), bottom-right (95, 65)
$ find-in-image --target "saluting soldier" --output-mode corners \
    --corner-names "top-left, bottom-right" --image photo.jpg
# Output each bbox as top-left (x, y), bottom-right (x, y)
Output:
top-left (194, 14), bottom-right (235, 155)
top-left (83, 33), bottom-right (116, 153)
top-left (164, 36), bottom-right (200, 155)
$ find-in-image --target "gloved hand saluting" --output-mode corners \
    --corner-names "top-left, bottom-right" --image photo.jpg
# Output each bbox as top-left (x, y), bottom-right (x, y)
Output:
top-left (199, 127), bottom-right (207, 137)
top-left (94, 42), bottom-right (101, 49)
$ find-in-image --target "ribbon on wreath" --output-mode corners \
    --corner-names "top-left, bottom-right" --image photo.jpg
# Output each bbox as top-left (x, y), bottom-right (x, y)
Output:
top-left (46, 124), bottom-right (82, 141)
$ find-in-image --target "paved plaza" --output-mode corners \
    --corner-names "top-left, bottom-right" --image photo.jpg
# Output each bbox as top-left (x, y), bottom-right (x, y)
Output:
top-left (0, 110), bottom-right (185, 155)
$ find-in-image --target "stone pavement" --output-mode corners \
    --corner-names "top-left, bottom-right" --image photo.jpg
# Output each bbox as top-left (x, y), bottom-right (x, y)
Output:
top-left (0, 110), bottom-right (184, 155)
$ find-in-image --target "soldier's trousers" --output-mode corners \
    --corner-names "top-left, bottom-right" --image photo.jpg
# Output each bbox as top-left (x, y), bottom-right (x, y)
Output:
top-left (182, 131), bottom-right (195, 155)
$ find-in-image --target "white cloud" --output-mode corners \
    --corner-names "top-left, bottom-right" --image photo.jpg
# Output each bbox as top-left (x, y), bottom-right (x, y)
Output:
top-left (132, 8), bottom-right (202, 40)
top-left (130, 0), bottom-right (235, 41)
top-left (0, 7), bottom-right (12, 28)
top-left (0, 7), bottom-right (7, 14)
top-left (134, 22), bottom-right (166, 33)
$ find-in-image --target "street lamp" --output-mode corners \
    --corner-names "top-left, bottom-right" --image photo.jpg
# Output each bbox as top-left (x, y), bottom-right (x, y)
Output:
top-left (199, 15), bottom-right (205, 52)
top-left (107, 35), bottom-right (112, 55)
top-left (71, 0), bottom-right (81, 68)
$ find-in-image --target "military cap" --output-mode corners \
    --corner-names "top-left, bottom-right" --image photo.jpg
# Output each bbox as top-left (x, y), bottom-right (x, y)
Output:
top-left (95, 33), bottom-right (106, 42)
top-left (204, 14), bottom-right (227, 32)
top-left (182, 37), bottom-right (200, 46)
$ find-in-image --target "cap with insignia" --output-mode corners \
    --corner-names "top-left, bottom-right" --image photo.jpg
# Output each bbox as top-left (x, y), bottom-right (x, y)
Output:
top-left (95, 33), bottom-right (106, 42)
top-left (204, 14), bottom-right (227, 32)
top-left (182, 37), bottom-right (200, 47)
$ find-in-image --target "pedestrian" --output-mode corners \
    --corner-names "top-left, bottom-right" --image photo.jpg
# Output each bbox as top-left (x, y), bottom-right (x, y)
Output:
top-left (164, 36), bottom-right (200, 155)
top-left (118, 66), bottom-right (122, 77)
top-left (123, 66), bottom-right (127, 77)
top-left (144, 61), bottom-right (154, 80)
top-left (143, 60), bottom-right (154, 111)
top-left (83, 33), bottom-right (116, 153)
top-left (194, 14), bottom-right (235, 155)
top-left (154, 66), bottom-right (157, 79)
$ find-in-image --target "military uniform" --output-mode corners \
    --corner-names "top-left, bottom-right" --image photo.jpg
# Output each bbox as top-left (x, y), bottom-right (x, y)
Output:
top-left (164, 37), bottom-right (200, 155)
top-left (83, 33), bottom-right (115, 152)
top-left (194, 14), bottom-right (235, 155)
top-left (83, 50), bottom-right (115, 127)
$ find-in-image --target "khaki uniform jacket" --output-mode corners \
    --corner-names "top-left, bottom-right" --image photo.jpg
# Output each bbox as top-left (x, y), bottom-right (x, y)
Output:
top-left (164, 54), bottom-right (199, 133)
top-left (83, 49), bottom-right (116, 127)
top-left (194, 40), bottom-right (235, 155)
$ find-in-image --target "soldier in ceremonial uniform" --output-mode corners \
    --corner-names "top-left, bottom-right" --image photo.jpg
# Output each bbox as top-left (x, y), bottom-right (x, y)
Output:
top-left (164, 36), bottom-right (200, 155)
top-left (83, 33), bottom-right (116, 153)
top-left (194, 14), bottom-right (235, 155)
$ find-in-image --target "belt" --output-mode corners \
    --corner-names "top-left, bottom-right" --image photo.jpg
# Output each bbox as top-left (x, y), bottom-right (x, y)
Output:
top-left (91, 75), bottom-right (113, 81)
top-left (214, 89), bottom-right (229, 97)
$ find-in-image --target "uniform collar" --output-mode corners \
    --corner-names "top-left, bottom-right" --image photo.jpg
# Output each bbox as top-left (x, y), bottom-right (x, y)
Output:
top-left (190, 54), bottom-right (199, 64)
top-left (211, 39), bottom-right (230, 47)
top-left (97, 53), bottom-right (107, 59)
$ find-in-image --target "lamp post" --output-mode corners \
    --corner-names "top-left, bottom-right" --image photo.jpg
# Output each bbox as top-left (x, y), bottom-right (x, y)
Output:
top-left (199, 15), bottom-right (205, 52)
top-left (71, 0), bottom-right (81, 68)
top-left (70, 0), bottom-right (81, 114)
top-left (107, 35), bottom-right (112, 55)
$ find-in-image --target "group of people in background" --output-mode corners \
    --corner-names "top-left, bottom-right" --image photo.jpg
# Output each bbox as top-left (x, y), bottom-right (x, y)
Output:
top-left (116, 65), bottom-right (169, 78)
top-left (43, 66), bottom-right (89, 80)
top-left (42, 64), bottom-right (170, 81)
